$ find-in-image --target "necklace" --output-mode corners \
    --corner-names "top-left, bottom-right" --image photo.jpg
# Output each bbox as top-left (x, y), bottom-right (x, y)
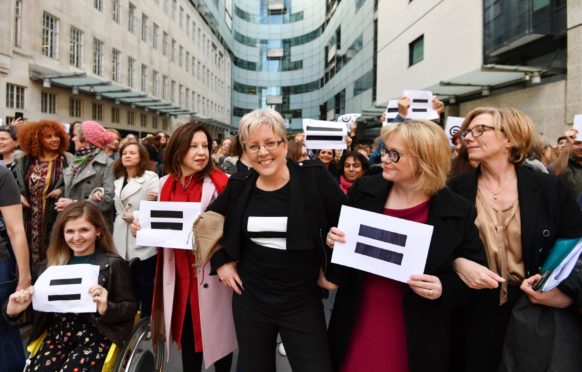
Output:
top-left (182, 175), bottom-right (193, 190)
top-left (479, 176), bottom-right (516, 200)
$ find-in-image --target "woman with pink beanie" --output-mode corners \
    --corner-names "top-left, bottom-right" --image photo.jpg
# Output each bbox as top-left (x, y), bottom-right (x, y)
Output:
top-left (55, 121), bottom-right (116, 224)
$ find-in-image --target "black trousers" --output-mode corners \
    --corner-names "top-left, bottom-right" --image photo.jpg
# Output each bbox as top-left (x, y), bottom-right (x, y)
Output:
top-left (130, 255), bottom-right (157, 318)
top-left (181, 303), bottom-right (233, 372)
top-left (233, 292), bottom-right (332, 372)
top-left (452, 284), bottom-right (521, 372)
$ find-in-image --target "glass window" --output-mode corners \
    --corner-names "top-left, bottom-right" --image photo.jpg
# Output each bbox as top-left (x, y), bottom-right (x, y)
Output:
top-left (142, 14), bottom-right (149, 42)
top-left (41, 92), bottom-right (56, 114)
top-left (128, 57), bottom-right (136, 87)
top-left (112, 49), bottom-right (121, 82)
top-left (69, 97), bottom-right (82, 117)
top-left (111, 107), bottom-right (120, 123)
top-left (128, 3), bottom-right (136, 33)
top-left (533, 0), bottom-right (550, 11)
top-left (42, 12), bottom-right (59, 58)
top-left (92, 103), bottom-right (103, 121)
top-left (112, 0), bottom-right (121, 23)
top-left (153, 23), bottom-right (159, 49)
top-left (94, 0), bottom-right (103, 11)
top-left (93, 38), bottom-right (104, 75)
top-left (152, 70), bottom-right (159, 96)
top-left (409, 35), bottom-right (424, 66)
top-left (141, 64), bottom-right (148, 92)
top-left (353, 70), bottom-right (373, 96)
top-left (14, 0), bottom-right (22, 47)
top-left (70, 27), bottom-right (84, 67)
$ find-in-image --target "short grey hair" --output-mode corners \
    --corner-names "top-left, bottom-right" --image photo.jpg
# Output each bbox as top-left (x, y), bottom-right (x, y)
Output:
top-left (238, 108), bottom-right (287, 145)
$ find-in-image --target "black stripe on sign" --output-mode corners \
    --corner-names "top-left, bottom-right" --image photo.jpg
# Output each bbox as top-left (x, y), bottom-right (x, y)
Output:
top-left (151, 222), bottom-right (183, 230)
top-left (412, 99), bottom-right (429, 103)
top-left (48, 294), bottom-right (81, 301)
top-left (50, 278), bottom-right (82, 286)
top-left (387, 107), bottom-right (398, 113)
top-left (305, 126), bottom-right (344, 132)
top-left (355, 242), bottom-right (404, 265)
top-left (305, 135), bottom-right (344, 141)
top-left (412, 108), bottom-right (428, 112)
top-left (151, 210), bottom-right (184, 218)
top-left (359, 225), bottom-right (407, 247)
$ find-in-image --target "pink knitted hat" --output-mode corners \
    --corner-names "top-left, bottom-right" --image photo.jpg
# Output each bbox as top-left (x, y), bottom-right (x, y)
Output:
top-left (80, 121), bottom-right (116, 149)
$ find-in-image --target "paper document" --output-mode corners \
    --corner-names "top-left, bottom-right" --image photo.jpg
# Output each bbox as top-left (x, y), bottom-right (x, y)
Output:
top-left (445, 116), bottom-right (464, 146)
top-left (403, 90), bottom-right (439, 120)
top-left (331, 205), bottom-right (434, 283)
top-left (573, 115), bottom-right (582, 141)
top-left (536, 238), bottom-right (582, 292)
top-left (32, 264), bottom-right (100, 313)
top-left (303, 119), bottom-right (347, 150)
top-left (384, 100), bottom-right (399, 126)
top-left (337, 113), bottom-right (361, 130)
top-left (137, 201), bottom-right (202, 249)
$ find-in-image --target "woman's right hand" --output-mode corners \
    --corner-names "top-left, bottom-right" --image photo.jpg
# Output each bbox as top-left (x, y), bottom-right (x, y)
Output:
top-left (326, 227), bottom-right (346, 249)
top-left (7, 286), bottom-right (34, 317)
top-left (122, 212), bottom-right (134, 223)
top-left (130, 218), bottom-right (140, 237)
top-left (20, 195), bottom-right (30, 208)
top-left (453, 257), bottom-right (505, 289)
top-left (217, 262), bottom-right (244, 295)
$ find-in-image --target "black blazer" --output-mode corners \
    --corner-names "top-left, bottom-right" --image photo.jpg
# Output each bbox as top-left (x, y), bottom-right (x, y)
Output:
top-left (327, 174), bottom-right (486, 372)
top-left (208, 160), bottom-right (347, 273)
top-left (448, 166), bottom-right (582, 279)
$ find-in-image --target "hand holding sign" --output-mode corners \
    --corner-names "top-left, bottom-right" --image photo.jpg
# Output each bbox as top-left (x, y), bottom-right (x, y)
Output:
top-left (32, 264), bottom-right (100, 313)
top-left (89, 284), bottom-right (108, 315)
top-left (7, 286), bottom-right (35, 317)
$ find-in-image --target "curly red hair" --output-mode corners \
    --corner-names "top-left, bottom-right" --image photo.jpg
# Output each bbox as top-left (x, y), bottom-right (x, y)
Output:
top-left (17, 120), bottom-right (70, 157)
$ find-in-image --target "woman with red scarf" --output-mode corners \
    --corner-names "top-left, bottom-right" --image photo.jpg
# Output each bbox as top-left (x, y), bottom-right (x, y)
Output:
top-left (136, 123), bottom-right (235, 371)
top-left (337, 151), bottom-right (369, 194)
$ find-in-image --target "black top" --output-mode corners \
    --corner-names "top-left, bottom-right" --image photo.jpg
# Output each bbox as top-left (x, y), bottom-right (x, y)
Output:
top-left (240, 183), bottom-right (319, 306)
top-left (209, 160), bottom-right (347, 276)
top-left (0, 167), bottom-right (20, 261)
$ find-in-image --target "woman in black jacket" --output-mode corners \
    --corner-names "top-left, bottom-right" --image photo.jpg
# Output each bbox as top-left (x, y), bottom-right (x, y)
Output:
top-left (325, 119), bottom-right (486, 372)
top-left (208, 108), bottom-right (346, 372)
top-left (448, 107), bottom-right (582, 372)
top-left (6, 201), bottom-right (136, 371)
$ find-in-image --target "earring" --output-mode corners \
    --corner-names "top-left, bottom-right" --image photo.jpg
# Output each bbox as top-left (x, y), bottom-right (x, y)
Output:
top-left (97, 234), bottom-right (101, 240)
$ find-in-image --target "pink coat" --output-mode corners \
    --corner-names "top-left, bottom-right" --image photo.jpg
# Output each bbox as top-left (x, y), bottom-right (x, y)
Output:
top-left (152, 176), bottom-right (237, 368)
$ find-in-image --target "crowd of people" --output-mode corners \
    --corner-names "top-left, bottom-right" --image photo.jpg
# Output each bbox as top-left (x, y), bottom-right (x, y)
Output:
top-left (0, 97), bottom-right (581, 372)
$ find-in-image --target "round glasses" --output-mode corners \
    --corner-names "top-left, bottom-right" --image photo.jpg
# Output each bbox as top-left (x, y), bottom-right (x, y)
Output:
top-left (379, 144), bottom-right (414, 163)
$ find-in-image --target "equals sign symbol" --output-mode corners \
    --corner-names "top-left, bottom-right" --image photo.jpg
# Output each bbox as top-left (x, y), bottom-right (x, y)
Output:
top-left (150, 210), bottom-right (184, 230)
top-left (48, 278), bottom-right (83, 301)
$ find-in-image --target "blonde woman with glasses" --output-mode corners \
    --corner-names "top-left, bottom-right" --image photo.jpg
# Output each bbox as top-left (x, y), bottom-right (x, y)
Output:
top-left (326, 119), bottom-right (486, 372)
top-left (208, 108), bottom-right (346, 372)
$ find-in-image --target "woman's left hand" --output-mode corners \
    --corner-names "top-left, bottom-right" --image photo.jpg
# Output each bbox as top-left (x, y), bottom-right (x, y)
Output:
top-left (47, 189), bottom-right (62, 199)
top-left (146, 191), bottom-right (158, 201)
top-left (317, 269), bottom-right (338, 290)
top-left (89, 284), bottom-right (108, 316)
top-left (520, 274), bottom-right (573, 309)
top-left (408, 274), bottom-right (442, 300)
top-left (91, 191), bottom-right (104, 202)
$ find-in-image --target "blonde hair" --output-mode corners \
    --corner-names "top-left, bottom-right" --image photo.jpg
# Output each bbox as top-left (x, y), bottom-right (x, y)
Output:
top-left (238, 108), bottom-right (287, 146)
top-left (381, 120), bottom-right (451, 196)
top-left (460, 107), bottom-right (534, 165)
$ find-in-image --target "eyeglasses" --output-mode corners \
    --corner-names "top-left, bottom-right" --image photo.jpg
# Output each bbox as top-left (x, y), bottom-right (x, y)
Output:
top-left (379, 144), bottom-right (414, 163)
top-left (244, 139), bottom-right (284, 154)
top-left (461, 125), bottom-right (503, 140)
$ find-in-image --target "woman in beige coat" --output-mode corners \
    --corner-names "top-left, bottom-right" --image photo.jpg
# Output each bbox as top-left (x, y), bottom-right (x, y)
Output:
top-left (112, 141), bottom-right (159, 316)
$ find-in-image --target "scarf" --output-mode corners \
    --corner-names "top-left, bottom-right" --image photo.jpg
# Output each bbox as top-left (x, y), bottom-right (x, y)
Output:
top-left (339, 175), bottom-right (354, 195)
top-left (71, 145), bottom-right (99, 175)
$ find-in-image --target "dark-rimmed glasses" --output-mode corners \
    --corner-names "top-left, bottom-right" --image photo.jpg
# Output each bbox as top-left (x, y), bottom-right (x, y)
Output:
top-left (244, 139), bottom-right (285, 154)
top-left (379, 144), bottom-right (414, 163)
top-left (460, 125), bottom-right (502, 140)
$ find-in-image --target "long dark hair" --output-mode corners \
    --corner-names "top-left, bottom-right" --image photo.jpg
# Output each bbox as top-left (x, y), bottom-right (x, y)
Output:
top-left (163, 122), bottom-right (215, 179)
